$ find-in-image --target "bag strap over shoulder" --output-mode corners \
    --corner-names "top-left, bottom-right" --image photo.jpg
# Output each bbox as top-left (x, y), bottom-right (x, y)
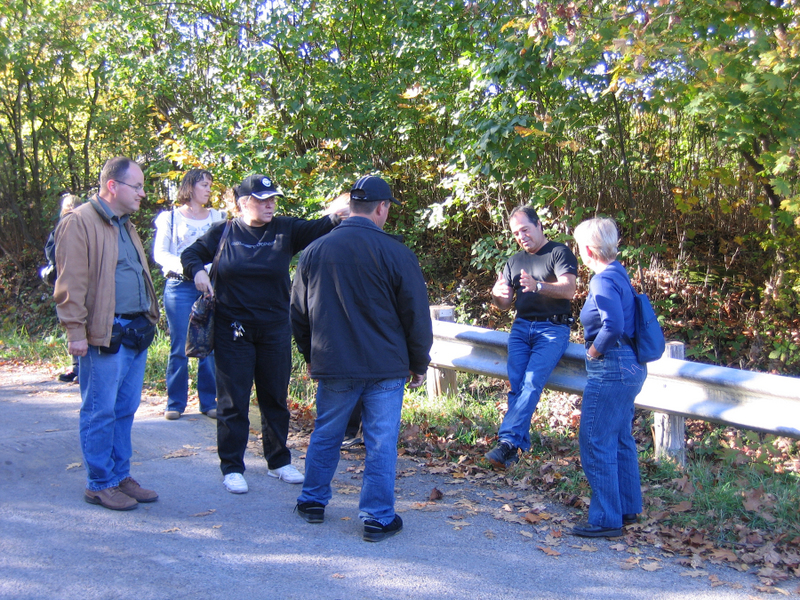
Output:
top-left (209, 220), bottom-right (232, 286)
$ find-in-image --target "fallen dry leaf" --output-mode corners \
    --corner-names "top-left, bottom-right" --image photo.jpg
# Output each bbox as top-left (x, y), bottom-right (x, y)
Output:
top-left (754, 586), bottom-right (789, 596)
top-left (672, 500), bottom-right (692, 512)
top-left (580, 544), bottom-right (598, 552)
top-left (65, 462), bottom-right (81, 470)
top-left (163, 449), bottom-right (196, 459)
top-left (429, 487), bottom-right (444, 501)
top-left (537, 546), bottom-right (560, 556)
top-left (484, 530), bottom-right (496, 539)
top-left (191, 509), bottom-right (216, 517)
top-left (332, 573), bottom-right (345, 579)
top-left (520, 530), bottom-right (533, 538)
top-left (162, 527), bottom-right (180, 533)
top-left (681, 571), bottom-right (706, 578)
top-left (609, 543), bottom-right (626, 552)
top-left (641, 562), bottom-right (662, 572)
top-left (212, 525), bottom-right (222, 529)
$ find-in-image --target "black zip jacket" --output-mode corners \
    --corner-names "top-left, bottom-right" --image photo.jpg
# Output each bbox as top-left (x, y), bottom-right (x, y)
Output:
top-left (290, 216), bottom-right (432, 379)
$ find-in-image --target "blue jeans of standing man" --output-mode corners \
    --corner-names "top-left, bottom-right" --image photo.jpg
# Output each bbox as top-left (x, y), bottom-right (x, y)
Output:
top-left (164, 279), bottom-right (216, 414)
top-left (499, 319), bottom-right (571, 451)
top-left (579, 343), bottom-right (647, 529)
top-left (78, 338), bottom-right (148, 491)
top-left (298, 377), bottom-right (406, 526)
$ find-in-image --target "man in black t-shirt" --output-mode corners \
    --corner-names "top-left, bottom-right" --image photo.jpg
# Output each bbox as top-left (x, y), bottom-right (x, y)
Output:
top-left (486, 206), bottom-right (578, 469)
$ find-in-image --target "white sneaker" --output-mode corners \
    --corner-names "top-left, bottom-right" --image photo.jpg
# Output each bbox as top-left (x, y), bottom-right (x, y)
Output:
top-left (268, 464), bottom-right (304, 484)
top-left (223, 473), bottom-right (248, 494)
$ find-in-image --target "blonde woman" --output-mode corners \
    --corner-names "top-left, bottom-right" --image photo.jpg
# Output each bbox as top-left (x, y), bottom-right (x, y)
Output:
top-left (153, 169), bottom-right (226, 420)
top-left (45, 194), bottom-right (82, 382)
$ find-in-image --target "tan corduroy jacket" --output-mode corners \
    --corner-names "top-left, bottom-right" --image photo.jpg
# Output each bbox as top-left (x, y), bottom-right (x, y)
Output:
top-left (53, 195), bottom-right (159, 347)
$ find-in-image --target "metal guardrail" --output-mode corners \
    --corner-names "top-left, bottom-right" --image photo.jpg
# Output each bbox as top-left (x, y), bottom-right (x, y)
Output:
top-left (429, 320), bottom-right (800, 439)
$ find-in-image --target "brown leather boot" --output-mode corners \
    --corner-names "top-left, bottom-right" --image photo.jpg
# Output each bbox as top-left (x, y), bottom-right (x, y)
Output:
top-left (118, 477), bottom-right (158, 503)
top-left (84, 486), bottom-right (138, 511)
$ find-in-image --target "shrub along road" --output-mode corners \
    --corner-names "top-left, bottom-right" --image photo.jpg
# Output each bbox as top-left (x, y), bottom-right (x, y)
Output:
top-left (0, 364), bottom-right (783, 599)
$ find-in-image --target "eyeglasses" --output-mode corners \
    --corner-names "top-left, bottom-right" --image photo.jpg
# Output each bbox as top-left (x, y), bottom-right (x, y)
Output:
top-left (112, 180), bottom-right (145, 192)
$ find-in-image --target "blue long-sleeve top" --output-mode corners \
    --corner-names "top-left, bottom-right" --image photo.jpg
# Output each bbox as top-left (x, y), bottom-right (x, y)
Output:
top-left (580, 261), bottom-right (636, 355)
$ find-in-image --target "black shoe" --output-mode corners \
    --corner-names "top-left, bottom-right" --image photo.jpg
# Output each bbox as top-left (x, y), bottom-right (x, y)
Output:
top-left (622, 513), bottom-right (639, 525)
top-left (363, 515), bottom-right (403, 542)
top-left (58, 370), bottom-right (78, 383)
top-left (485, 441), bottom-right (519, 469)
top-left (570, 522), bottom-right (623, 538)
top-left (295, 501), bottom-right (325, 524)
top-left (341, 434), bottom-right (363, 449)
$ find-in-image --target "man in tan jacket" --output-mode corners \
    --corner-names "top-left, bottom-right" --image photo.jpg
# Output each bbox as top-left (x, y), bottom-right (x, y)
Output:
top-left (54, 157), bottom-right (160, 511)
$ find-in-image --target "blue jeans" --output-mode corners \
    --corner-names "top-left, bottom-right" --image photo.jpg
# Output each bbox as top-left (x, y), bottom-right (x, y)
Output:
top-left (78, 334), bottom-right (148, 491)
top-left (164, 279), bottom-right (216, 413)
top-left (499, 319), bottom-right (571, 451)
top-left (579, 343), bottom-right (647, 528)
top-left (298, 377), bottom-right (406, 526)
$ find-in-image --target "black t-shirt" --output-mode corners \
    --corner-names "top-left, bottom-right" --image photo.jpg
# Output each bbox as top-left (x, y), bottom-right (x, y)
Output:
top-left (501, 241), bottom-right (578, 319)
top-left (181, 215), bottom-right (336, 327)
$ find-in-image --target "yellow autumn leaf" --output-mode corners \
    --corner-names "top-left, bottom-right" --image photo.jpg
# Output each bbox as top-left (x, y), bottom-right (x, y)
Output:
top-left (514, 126), bottom-right (551, 138)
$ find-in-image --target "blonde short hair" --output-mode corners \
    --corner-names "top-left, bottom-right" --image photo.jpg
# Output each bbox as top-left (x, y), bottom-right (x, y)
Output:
top-left (60, 194), bottom-right (80, 217)
top-left (573, 218), bottom-right (619, 263)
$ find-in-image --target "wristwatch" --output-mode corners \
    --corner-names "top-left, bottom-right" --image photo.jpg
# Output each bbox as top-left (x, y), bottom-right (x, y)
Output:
top-left (535, 281), bottom-right (543, 293)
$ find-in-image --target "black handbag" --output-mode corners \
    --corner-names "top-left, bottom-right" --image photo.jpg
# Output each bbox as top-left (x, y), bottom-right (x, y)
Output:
top-left (185, 221), bottom-right (231, 358)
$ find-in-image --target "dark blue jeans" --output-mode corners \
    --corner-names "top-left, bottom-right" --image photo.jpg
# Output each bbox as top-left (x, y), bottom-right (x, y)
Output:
top-left (499, 318), bottom-right (571, 451)
top-left (579, 343), bottom-right (647, 528)
top-left (164, 279), bottom-right (216, 413)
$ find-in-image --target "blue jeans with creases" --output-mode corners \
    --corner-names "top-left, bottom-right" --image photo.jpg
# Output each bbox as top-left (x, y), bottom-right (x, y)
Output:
top-left (164, 279), bottom-right (216, 413)
top-left (579, 344), bottom-right (647, 528)
top-left (78, 329), bottom-right (148, 491)
top-left (298, 377), bottom-right (406, 526)
top-left (499, 319), bottom-right (571, 451)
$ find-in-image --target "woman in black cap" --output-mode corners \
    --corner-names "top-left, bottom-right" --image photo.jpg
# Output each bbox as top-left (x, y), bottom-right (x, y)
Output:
top-left (181, 174), bottom-right (348, 494)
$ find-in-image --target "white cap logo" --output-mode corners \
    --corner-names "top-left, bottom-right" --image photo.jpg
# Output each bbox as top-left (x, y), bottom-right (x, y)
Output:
top-left (262, 177), bottom-right (272, 188)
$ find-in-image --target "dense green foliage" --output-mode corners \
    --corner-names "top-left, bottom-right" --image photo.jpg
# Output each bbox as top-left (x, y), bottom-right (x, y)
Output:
top-left (1, 0), bottom-right (799, 372)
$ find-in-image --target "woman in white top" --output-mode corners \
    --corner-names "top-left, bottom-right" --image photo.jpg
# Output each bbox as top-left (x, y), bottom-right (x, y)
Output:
top-left (153, 169), bottom-right (226, 420)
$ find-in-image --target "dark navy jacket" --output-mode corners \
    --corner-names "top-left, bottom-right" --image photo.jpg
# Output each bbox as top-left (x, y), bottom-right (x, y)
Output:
top-left (290, 216), bottom-right (433, 379)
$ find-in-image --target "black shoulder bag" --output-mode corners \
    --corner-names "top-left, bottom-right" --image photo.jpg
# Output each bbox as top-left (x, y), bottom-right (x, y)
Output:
top-left (185, 220), bottom-right (232, 358)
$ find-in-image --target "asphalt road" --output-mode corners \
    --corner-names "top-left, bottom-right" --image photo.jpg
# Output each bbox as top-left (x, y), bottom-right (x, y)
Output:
top-left (0, 365), bottom-right (780, 599)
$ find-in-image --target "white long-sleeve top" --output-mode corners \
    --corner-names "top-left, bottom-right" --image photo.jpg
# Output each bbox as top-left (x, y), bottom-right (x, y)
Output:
top-left (152, 207), bottom-right (227, 276)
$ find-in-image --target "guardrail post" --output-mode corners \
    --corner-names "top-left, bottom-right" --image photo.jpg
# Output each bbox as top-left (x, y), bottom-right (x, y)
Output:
top-left (653, 341), bottom-right (686, 466)
top-left (427, 305), bottom-right (458, 399)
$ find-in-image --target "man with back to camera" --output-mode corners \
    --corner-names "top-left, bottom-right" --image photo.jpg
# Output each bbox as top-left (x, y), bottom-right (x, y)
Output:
top-left (485, 206), bottom-right (578, 469)
top-left (290, 175), bottom-right (433, 542)
top-left (54, 157), bottom-right (160, 510)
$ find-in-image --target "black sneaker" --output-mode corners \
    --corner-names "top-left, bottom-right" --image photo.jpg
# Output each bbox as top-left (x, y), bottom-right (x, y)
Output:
top-left (485, 441), bottom-right (519, 469)
top-left (58, 370), bottom-right (78, 383)
top-left (363, 515), bottom-right (403, 542)
top-left (295, 501), bottom-right (325, 524)
top-left (341, 434), bottom-right (363, 449)
top-left (622, 513), bottom-right (639, 525)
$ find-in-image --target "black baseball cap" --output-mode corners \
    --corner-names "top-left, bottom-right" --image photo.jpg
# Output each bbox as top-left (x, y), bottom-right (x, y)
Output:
top-left (350, 176), bottom-right (400, 204)
top-left (238, 174), bottom-right (284, 199)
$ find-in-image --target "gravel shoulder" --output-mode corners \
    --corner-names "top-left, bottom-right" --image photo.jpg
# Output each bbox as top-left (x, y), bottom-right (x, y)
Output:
top-left (0, 363), bottom-right (786, 599)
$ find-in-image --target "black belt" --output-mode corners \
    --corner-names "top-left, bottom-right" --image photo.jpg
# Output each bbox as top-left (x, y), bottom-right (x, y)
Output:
top-left (116, 312), bottom-right (145, 320)
top-left (585, 339), bottom-right (631, 349)
top-left (527, 314), bottom-right (574, 325)
top-left (166, 271), bottom-right (188, 281)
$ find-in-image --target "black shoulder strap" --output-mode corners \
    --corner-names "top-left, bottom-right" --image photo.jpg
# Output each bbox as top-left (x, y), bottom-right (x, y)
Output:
top-left (209, 220), bottom-right (232, 286)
